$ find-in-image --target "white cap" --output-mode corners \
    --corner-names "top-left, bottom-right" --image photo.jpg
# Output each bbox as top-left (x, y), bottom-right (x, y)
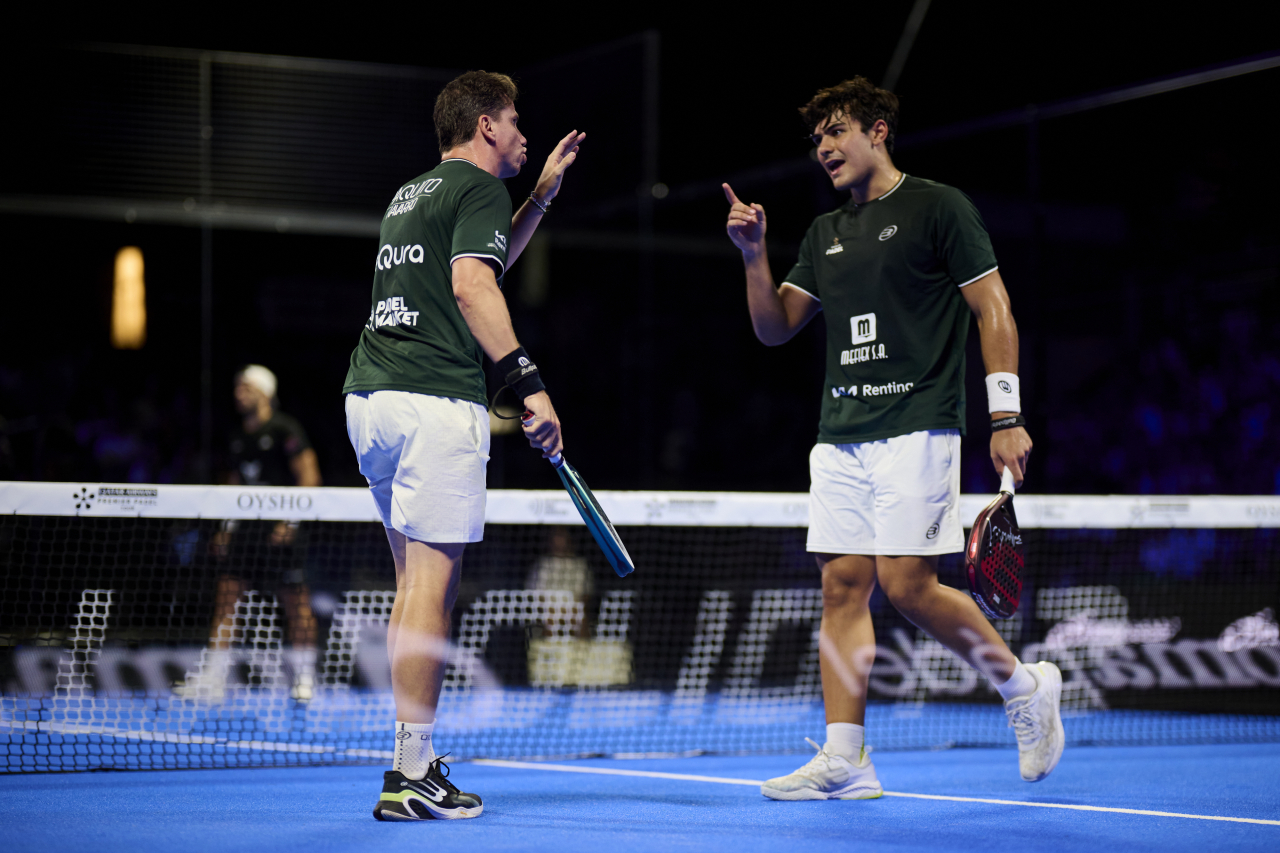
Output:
top-left (238, 364), bottom-right (277, 400)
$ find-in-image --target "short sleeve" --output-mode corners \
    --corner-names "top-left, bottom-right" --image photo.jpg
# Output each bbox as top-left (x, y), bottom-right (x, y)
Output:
top-left (934, 189), bottom-right (998, 287)
top-left (450, 181), bottom-right (512, 274)
top-left (278, 416), bottom-right (312, 459)
top-left (780, 226), bottom-right (821, 302)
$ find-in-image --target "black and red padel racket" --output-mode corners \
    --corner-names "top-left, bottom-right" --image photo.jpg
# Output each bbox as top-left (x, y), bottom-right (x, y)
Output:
top-left (965, 467), bottom-right (1024, 619)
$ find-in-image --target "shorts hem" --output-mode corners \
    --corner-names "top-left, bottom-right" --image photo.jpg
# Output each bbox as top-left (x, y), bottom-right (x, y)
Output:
top-left (805, 542), bottom-right (873, 556)
top-left (805, 543), bottom-right (963, 556)
top-left (391, 520), bottom-right (485, 545)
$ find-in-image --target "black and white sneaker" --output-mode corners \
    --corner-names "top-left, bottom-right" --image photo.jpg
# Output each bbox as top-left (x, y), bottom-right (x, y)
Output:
top-left (372, 757), bottom-right (484, 821)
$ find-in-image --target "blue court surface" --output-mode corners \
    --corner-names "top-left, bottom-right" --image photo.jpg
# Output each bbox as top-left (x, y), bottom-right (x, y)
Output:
top-left (3, 744), bottom-right (1278, 852)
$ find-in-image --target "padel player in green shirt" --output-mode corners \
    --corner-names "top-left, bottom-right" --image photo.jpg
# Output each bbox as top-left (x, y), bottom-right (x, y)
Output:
top-left (344, 71), bottom-right (583, 820)
top-left (723, 77), bottom-right (1063, 800)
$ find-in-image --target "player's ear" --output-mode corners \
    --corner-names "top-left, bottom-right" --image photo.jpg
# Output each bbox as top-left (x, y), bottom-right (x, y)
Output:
top-left (477, 114), bottom-right (497, 145)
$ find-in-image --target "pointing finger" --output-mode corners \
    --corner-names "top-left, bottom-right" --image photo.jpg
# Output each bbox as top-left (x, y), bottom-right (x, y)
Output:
top-left (722, 183), bottom-right (741, 206)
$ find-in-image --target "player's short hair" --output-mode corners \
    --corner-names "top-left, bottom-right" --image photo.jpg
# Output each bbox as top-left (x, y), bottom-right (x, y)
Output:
top-left (800, 77), bottom-right (899, 154)
top-left (433, 71), bottom-right (519, 154)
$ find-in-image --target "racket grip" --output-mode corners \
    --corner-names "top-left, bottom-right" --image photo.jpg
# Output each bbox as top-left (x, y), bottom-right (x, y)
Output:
top-left (521, 411), bottom-right (564, 467)
top-left (1000, 466), bottom-right (1016, 495)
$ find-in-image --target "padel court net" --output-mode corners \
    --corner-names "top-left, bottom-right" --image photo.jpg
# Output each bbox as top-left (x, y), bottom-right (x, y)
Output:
top-left (2, 482), bottom-right (1278, 772)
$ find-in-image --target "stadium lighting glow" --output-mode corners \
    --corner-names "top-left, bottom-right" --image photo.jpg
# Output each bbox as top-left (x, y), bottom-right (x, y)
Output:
top-left (111, 246), bottom-right (146, 349)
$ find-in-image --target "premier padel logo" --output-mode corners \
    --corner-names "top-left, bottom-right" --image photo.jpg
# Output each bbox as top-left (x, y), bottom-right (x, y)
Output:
top-left (879, 225), bottom-right (898, 241)
top-left (73, 487), bottom-right (95, 510)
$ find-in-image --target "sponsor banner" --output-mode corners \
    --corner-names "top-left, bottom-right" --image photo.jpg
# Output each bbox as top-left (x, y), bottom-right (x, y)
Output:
top-left (485, 490), bottom-right (810, 527)
top-left (0, 482), bottom-right (381, 522)
top-left (1, 482), bottom-right (1278, 528)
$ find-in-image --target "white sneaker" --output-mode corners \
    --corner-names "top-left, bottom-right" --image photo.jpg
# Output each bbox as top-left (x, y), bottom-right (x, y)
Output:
top-left (172, 650), bottom-right (229, 703)
top-left (761, 738), bottom-right (883, 801)
top-left (1004, 660), bottom-right (1065, 781)
top-left (290, 671), bottom-right (314, 702)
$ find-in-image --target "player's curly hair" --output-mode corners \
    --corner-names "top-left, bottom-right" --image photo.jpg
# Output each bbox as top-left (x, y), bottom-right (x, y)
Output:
top-left (433, 71), bottom-right (519, 154)
top-left (799, 77), bottom-right (899, 154)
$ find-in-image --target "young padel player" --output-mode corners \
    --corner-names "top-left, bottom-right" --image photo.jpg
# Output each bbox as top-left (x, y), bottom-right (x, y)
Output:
top-left (723, 77), bottom-right (1062, 800)
top-left (343, 71), bottom-right (581, 820)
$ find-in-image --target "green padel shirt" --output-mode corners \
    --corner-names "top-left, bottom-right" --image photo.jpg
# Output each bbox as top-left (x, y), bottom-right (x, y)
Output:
top-left (782, 174), bottom-right (998, 444)
top-left (342, 159), bottom-right (512, 406)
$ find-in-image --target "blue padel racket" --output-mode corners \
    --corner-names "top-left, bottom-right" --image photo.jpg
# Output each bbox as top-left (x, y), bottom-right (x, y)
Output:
top-left (965, 466), bottom-right (1024, 619)
top-left (521, 413), bottom-right (634, 578)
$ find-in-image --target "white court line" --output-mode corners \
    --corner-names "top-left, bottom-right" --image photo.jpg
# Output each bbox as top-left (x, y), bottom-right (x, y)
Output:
top-left (471, 759), bottom-right (1280, 827)
top-left (473, 759), bottom-right (761, 787)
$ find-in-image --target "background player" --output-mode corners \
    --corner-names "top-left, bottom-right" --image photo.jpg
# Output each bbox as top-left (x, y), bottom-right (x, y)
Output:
top-left (176, 365), bottom-right (321, 702)
top-left (343, 71), bottom-right (582, 820)
top-left (723, 77), bottom-right (1061, 801)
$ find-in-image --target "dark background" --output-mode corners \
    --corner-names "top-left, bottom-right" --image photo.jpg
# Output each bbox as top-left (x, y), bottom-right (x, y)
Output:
top-left (2, 6), bottom-right (1278, 495)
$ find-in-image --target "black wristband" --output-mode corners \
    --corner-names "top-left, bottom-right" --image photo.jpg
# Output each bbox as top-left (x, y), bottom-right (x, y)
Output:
top-left (991, 414), bottom-right (1027, 432)
top-left (496, 347), bottom-right (546, 400)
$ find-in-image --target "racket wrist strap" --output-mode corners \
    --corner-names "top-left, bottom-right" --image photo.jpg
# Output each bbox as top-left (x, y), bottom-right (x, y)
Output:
top-left (496, 346), bottom-right (546, 400)
top-left (991, 414), bottom-right (1027, 432)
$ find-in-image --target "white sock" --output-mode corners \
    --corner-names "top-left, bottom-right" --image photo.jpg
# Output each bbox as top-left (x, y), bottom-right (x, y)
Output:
top-left (996, 663), bottom-right (1037, 701)
top-left (392, 720), bottom-right (436, 780)
top-left (286, 647), bottom-right (317, 684)
top-left (825, 722), bottom-right (866, 763)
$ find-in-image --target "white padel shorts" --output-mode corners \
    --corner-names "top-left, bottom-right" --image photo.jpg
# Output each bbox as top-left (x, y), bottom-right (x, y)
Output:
top-left (345, 390), bottom-right (490, 543)
top-left (806, 429), bottom-right (963, 556)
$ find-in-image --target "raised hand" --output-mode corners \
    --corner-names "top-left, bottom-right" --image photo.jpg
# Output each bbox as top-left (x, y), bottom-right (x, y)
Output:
top-left (724, 183), bottom-right (767, 255)
top-left (535, 130), bottom-right (586, 203)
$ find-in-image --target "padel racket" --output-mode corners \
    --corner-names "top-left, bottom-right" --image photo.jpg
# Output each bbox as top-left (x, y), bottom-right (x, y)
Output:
top-left (521, 413), bottom-right (634, 578)
top-left (965, 467), bottom-right (1024, 619)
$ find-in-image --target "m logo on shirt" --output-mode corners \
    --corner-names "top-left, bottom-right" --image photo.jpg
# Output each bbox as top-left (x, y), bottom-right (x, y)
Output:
top-left (850, 312), bottom-right (877, 344)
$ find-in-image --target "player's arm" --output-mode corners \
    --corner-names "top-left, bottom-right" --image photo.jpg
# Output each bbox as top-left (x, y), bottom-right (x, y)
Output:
top-left (507, 130), bottom-right (586, 266)
top-left (961, 269), bottom-right (1032, 486)
top-left (723, 183), bottom-right (821, 345)
top-left (289, 449), bottom-right (322, 487)
top-left (452, 257), bottom-right (562, 457)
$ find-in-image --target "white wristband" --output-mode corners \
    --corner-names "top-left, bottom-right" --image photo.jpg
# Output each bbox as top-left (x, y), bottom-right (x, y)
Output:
top-left (985, 372), bottom-right (1020, 414)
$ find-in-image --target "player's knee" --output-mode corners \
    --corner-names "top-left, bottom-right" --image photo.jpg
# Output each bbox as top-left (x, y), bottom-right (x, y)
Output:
top-left (880, 575), bottom-right (929, 618)
top-left (821, 570), bottom-right (873, 612)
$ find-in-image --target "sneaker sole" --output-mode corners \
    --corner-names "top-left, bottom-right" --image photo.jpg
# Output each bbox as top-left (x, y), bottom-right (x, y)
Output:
top-left (373, 797), bottom-right (483, 821)
top-left (1022, 662), bottom-right (1065, 783)
top-left (762, 783), bottom-right (883, 801)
